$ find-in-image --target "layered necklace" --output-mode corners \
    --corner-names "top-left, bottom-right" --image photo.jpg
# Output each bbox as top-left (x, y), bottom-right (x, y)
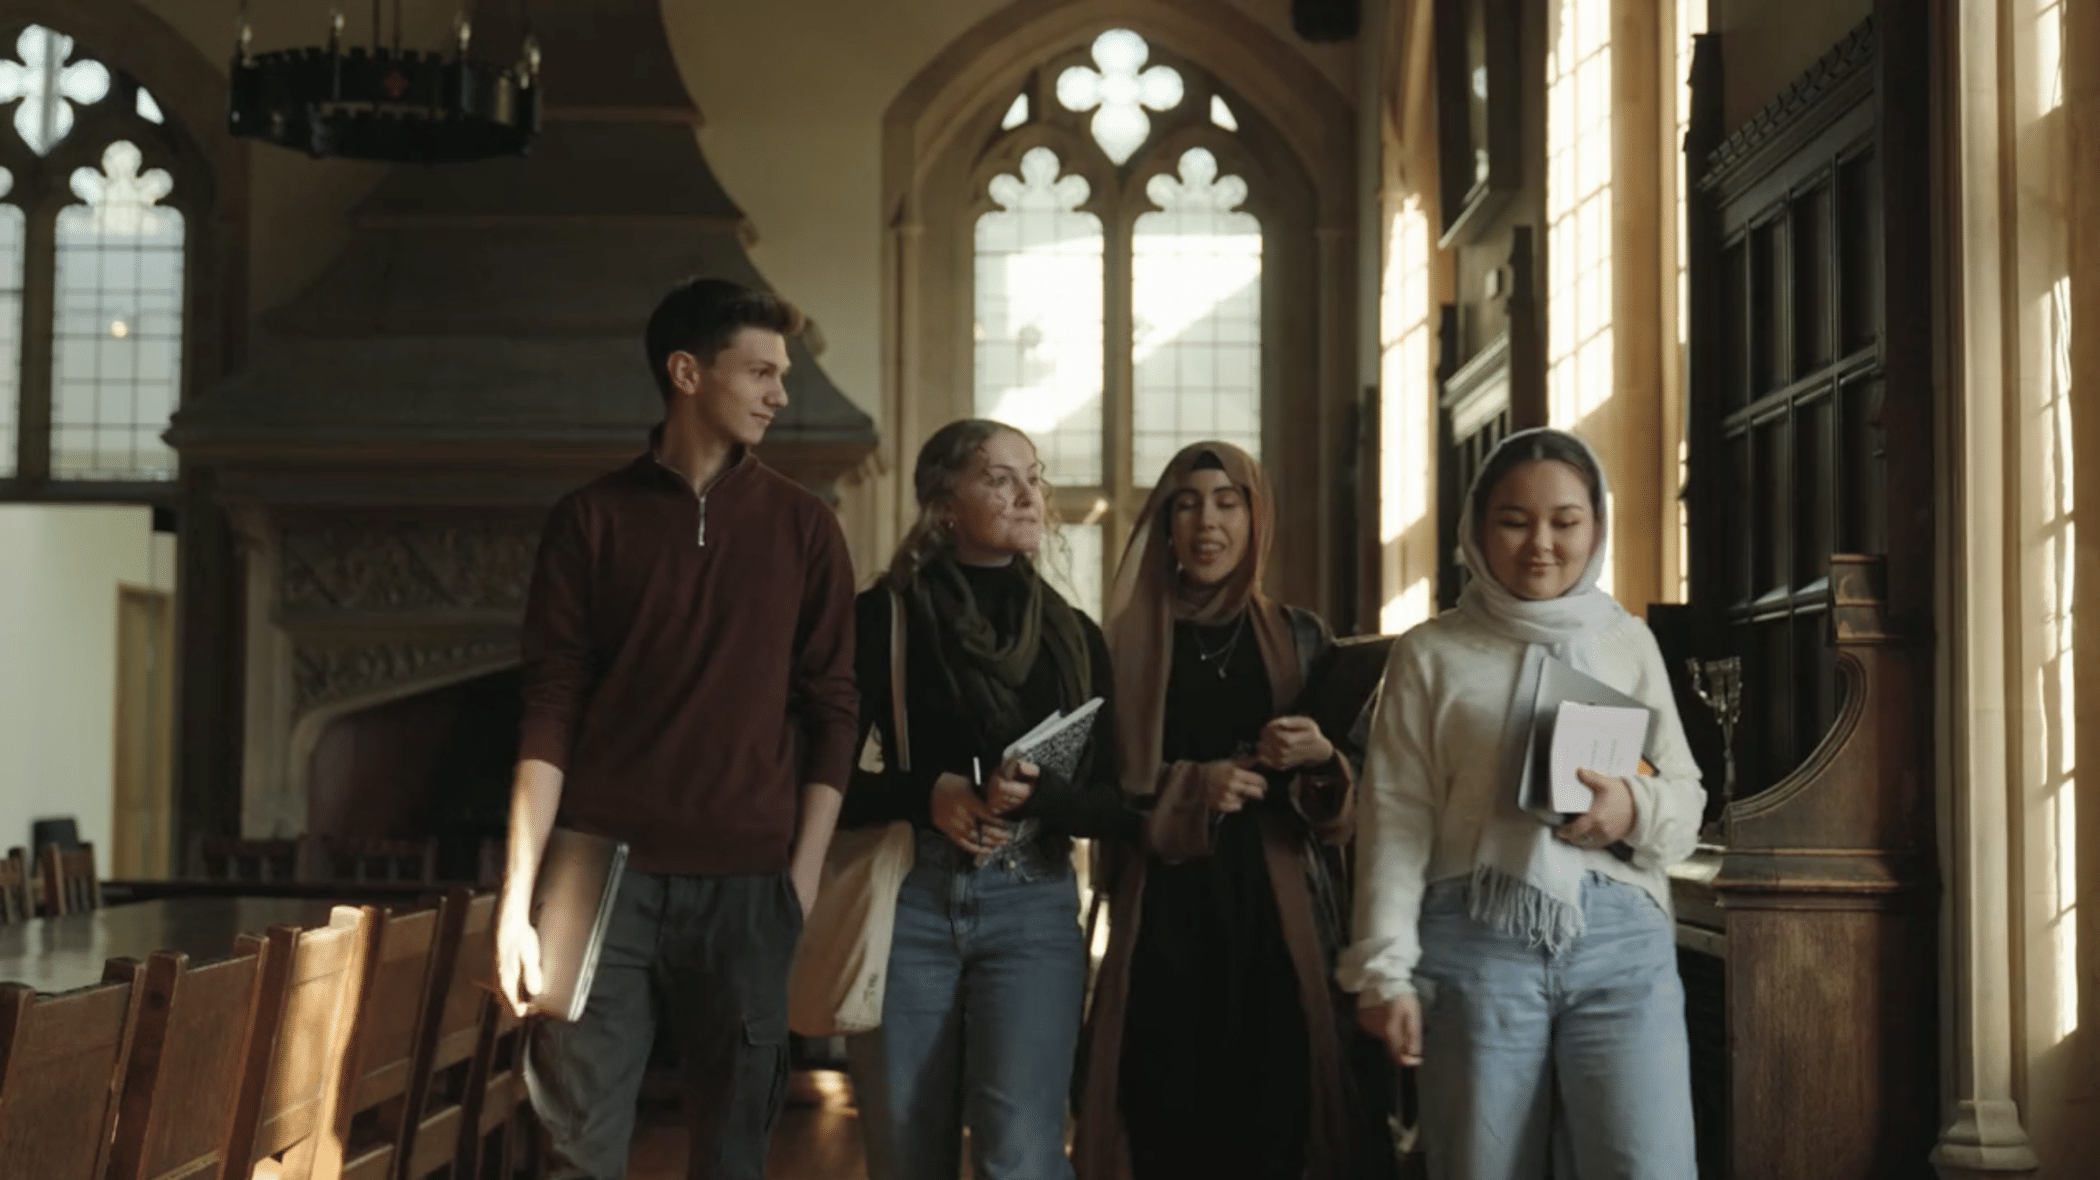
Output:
top-left (1190, 610), bottom-right (1247, 679)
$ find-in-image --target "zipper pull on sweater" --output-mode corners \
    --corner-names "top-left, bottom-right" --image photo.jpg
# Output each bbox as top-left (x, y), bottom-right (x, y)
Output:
top-left (697, 494), bottom-right (707, 546)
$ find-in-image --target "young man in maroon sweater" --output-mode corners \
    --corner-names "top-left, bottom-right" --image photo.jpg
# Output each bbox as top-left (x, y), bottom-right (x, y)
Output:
top-left (496, 278), bottom-right (859, 1180)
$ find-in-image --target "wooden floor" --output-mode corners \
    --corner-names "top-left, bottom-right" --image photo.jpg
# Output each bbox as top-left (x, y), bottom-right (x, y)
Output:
top-left (628, 1070), bottom-right (873, 1180)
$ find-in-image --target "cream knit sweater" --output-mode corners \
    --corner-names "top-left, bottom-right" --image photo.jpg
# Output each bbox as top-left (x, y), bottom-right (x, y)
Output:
top-left (1337, 608), bottom-right (1707, 1005)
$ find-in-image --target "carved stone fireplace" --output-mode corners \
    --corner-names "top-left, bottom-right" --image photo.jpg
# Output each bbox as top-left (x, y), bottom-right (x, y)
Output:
top-left (166, 0), bottom-right (876, 847)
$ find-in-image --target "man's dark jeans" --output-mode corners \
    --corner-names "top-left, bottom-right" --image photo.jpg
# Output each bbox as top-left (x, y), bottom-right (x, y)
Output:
top-left (525, 868), bottom-right (804, 1180)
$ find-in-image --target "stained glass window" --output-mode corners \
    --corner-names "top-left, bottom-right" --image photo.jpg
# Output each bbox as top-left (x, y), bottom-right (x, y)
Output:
top-left (975, 146), bottom-right (1106, 486)
top-left (1133, 147), bottom-right (1262, 483)
top-left (971, 30), bottom-right (1265, 621)
top-left (53, 142), bottom-right (183, 480)
top-left (0, 24), bottom-right (192, 494)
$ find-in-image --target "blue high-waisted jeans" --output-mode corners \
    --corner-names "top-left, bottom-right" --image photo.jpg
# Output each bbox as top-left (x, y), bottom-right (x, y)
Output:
top-left (1414, 872), bottom-right (1696, 1180)
top-left (847, 830), bottom-right (1087, 1180)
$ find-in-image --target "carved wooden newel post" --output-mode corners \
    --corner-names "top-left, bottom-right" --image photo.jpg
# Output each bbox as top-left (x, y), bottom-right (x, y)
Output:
top-left (1712, 556), bottom-right (1939, 1177)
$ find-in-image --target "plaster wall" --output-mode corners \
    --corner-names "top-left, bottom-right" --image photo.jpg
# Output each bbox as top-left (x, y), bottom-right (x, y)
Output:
top-left (0, 507), bottom-right (174, 871)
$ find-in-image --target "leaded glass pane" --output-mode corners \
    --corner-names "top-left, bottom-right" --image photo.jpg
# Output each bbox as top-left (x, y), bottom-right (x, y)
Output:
top-left (1040, 519), bottom-right (1104, 623)
top-left (974, 146), bottom-right (1105, 487)
top-left (53, 141), bottom-right (184, 481)
top-left (1132, 148), bottom-right (1263, 483)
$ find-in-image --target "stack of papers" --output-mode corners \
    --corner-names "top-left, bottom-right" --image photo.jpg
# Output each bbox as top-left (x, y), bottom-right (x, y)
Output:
top-left (1519, 657), bottom-right (1655, 821)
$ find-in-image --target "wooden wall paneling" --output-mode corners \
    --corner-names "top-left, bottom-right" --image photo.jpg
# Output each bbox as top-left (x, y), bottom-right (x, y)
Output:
top-left (1685, 15), bottom-right (1940, 1177)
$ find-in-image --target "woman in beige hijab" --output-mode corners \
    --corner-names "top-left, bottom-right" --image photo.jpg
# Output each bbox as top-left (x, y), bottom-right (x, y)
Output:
top-left (1074, 441), bottom-right (1391, 1180)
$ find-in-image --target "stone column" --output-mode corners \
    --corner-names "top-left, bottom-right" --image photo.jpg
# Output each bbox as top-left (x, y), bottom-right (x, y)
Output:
top-left (1931, 0), bottom-right (2042, 1173)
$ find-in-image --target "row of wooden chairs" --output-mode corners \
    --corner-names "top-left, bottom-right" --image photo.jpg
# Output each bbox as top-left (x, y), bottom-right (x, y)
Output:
top-left (0, 843), bottom-right (105, 924)
top-left (0, 889), bottom-right (541, 1180)
top-left (192, 837), bottom-right (444, 887)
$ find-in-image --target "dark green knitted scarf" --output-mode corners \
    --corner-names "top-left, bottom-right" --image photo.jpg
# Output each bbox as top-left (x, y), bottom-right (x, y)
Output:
top-left (907, 556), bottom-right (1089, 749)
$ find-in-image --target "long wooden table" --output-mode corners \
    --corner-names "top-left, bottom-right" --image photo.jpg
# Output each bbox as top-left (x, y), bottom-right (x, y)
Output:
top-left (0, 897), bottom-right (348, 993)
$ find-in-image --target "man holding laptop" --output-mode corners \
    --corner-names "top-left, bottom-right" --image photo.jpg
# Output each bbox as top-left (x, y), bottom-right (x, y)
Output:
top-left (499, 277), bottom-right (859, 1180)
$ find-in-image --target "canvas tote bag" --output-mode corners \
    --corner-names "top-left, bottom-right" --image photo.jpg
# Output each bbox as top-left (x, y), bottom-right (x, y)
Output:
top-left (786, 590), bottom-right (916, 1037)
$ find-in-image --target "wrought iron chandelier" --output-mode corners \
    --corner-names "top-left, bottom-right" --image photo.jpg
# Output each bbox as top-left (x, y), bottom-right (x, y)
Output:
top-left (227, 2), bottom-right (541, 163)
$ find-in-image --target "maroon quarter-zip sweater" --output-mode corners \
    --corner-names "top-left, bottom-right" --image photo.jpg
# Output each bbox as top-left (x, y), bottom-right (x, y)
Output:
top-left (517, 444), bottom-right (859, 876)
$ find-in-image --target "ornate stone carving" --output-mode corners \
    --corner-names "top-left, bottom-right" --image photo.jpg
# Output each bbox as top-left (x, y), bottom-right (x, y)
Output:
top-left (293, 639), bottom-right (519, 713)
top-left (279, 517), bottom-right (543, 613)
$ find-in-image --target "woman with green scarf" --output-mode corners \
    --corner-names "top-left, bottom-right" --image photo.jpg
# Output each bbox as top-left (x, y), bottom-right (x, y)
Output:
top-left (838, 418), bottom-right (1135, 1180)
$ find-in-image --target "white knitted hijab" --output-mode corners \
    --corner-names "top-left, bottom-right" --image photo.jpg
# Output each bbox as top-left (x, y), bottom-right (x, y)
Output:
top-left (1455, 428), bottom-right (1627, 952)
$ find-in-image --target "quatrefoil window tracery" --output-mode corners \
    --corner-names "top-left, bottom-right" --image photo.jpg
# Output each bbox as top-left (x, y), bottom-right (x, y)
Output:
top-left (0, 27), bottom-right (110, 156)
top-left (1055, 29), bottom-right (1184, 165)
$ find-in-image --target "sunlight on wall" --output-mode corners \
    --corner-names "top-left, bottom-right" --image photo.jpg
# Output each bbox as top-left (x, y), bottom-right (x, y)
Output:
top-left (2040, 270), bottom-right (2077, 1040)
top-left (1672, 0), bottom-right (1707, 604)
top-left (1546, 0), bottom-right (1616, 601)
top-left (2029, 0), bottom-right (2077, 1048)
top-left (1546, 0), bottom-right (1615, 432)
top-left (1379, 193), bottom-right (1435, 634)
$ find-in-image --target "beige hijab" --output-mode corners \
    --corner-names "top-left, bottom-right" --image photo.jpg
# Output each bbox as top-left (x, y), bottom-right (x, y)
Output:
top-left (1105, 440), bottom-right (1300, 801)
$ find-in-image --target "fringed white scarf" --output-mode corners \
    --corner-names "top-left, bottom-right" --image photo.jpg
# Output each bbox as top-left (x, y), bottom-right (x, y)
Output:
top-left (1455, 429), bottom-right (1629, 954)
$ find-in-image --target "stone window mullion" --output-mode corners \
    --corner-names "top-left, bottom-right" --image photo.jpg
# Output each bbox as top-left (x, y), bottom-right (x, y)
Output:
top-left (1102, 198), bottom-right (1136, 589)
top-left (15, 193), bottom-right (57, 486)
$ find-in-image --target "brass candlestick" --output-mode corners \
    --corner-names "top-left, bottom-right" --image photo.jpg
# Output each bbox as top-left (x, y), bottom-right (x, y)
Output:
top-left (1687, 656), bottom-right (1743, 844)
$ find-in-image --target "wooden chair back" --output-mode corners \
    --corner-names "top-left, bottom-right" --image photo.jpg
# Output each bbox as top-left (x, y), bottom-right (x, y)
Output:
top-left (402, 892), bottom-right (495, 1179)
top-left (302, 836), bottom-right (440, 885)
top-left (0, 976), bottom-right (138, 1180)
top-left (223, 905), bottom-right (373, 1180)
top-left (475, 837), bottom-right (505, 888)
top-left (334, 901), bottom-right (448, 1180)
top-left (464, 998), bottom-right (535, 1179)
top-left (103, 945), bottom-right (271, 1180)
top-left (39, 842), bottom-right (101, 916)
top-left (0, 846), bottom-right (30, 923)
top-left (192, 836), bottom-right (304, 883)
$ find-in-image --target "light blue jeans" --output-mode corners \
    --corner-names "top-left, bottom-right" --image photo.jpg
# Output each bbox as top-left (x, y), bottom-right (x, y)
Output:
top-left (846, 830), bottom-right (1086, 1180)
top-left (1414, 872), bottom-right (1696, 1180)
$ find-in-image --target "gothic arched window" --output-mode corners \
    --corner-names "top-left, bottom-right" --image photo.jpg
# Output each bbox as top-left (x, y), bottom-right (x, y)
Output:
top-left (970, 29), bottom-right (1283, 617)
top-left (0, 24), bottom-right (199, 496)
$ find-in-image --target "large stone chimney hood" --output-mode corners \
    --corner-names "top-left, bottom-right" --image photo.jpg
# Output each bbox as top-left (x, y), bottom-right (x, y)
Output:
top-left (169, 0), bottom-right (873, 493)
top-left (167, 0), bottom-right (876, 837)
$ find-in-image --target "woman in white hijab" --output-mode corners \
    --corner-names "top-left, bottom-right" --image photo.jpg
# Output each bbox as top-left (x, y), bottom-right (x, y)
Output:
top-left (1339, 428), bottom-right (1705, 1178)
